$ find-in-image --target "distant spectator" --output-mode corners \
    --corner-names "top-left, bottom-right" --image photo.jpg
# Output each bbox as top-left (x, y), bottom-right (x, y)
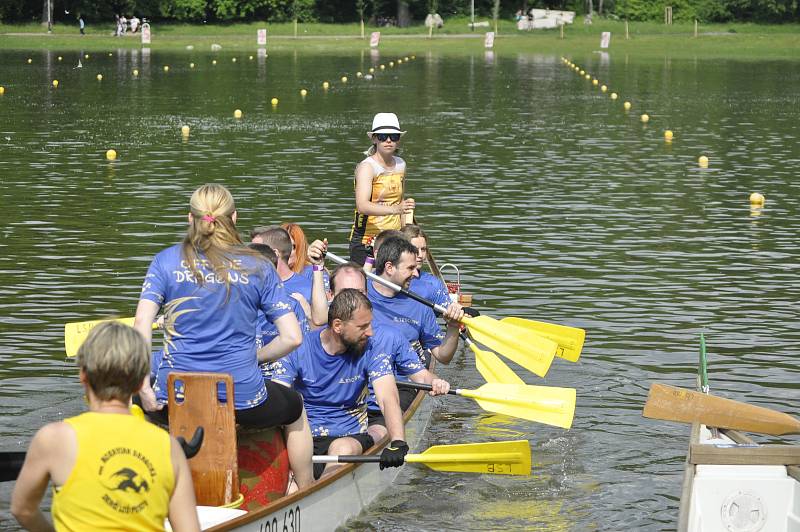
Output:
top-left (120, 15), bottom-right (128, 35)
top-left (130, 16), bottom-right (140, 33)
top-left (78, 16), bottom-right (85, 35)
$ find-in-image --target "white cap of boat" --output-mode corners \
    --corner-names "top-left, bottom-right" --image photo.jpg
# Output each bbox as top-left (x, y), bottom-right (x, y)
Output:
top-left (367, 113), bottom-right (406, 137)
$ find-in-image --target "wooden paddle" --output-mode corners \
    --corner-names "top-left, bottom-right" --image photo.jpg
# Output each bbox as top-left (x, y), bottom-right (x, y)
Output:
top-left (398, 381), bottom-right (575, 429)
top-left (643, 382), bottom-right (800, 436)
top-left (325, 251), bottom-right (558, 378)
top-left (461, 331), bottom-right (524, 385)
top-left (65, 317), bottom-right (157, 358)
top-left (313, 440), bottom-right (531, 475)
top-left (500, 317), bottom-right (585, 363)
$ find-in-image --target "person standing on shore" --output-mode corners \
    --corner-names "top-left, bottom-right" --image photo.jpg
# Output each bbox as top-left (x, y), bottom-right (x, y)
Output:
top-left (348, 113), bottom-right (415, 266)
top-left (78, 16), bottom-right (85, 35)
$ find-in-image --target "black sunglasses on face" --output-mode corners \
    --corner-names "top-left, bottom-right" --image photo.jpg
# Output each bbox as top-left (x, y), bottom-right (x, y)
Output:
top-left (374, 133), bottom-right (401, 142)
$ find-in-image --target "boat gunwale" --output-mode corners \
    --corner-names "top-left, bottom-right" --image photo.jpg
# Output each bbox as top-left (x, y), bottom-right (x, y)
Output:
top-left (207, 382), bottom-right (430, 531)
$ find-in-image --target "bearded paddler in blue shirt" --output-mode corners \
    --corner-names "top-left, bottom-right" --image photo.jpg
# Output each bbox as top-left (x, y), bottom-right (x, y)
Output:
top-left (271, 289), bottom-right (411, 479)
top-left (133, 183), bottom-right (315, 491)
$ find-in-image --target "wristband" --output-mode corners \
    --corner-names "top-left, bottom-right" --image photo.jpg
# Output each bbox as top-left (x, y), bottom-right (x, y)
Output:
top-left (312, 264), bottom-right (324, 272)
top-left (364, 256), bottom-right (375, 266)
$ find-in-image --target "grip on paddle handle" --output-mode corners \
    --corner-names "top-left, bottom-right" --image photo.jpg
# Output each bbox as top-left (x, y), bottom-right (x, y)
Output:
top-left (463, 307), bottom-right (480, 317)
top-left (177, 426), bottom-right (205, 459)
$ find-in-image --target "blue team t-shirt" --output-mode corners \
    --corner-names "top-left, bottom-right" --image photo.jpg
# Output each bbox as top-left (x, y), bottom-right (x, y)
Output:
top-left (256, 297), bottom-right (309, 379)
top-left (140, 244), bottom-right (293, 409)
top-left (409, 272), bottom-right (452, 309)
top-left (271, 328), bottom-right (394, 438)
top-left (367, 280), bottom-right (444, 353)
top-left (366, 323), bottom-right (425, 412)
top-left (282, 265), bottom-right (330, 304)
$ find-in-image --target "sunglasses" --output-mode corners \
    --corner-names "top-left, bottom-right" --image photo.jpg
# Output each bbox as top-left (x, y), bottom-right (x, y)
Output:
top-left (374, 133), bottom-right (401, 142)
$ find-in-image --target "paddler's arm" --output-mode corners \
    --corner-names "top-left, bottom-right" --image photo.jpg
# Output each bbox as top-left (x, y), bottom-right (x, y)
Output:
top-left (10, 424), bottom-right (61, 532)
top-left (134, 299), bottom-right (162, 412)
top-left (307, 239), bottom-right (329, 327)
top-left (167, 437), bottom-right (201, 532)
top-left (430, 302), bottom-right (464, 365)
top-left (372, 374), bottom-right (405, 442)
top-left (355, 163), bottom-right (415, 216)
top-left (257, 312), bottom-right (302, 363)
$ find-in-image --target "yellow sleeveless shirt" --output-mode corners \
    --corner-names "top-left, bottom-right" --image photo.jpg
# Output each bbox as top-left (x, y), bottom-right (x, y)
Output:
top-left (52, 412), bottom-right (175, 532)
top-left (350, 156), bottom-right (406, 246)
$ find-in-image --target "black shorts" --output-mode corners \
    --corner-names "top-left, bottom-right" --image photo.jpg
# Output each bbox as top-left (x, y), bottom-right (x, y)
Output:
top-left (367, 386), bottom-right (418, 427)
top-left (348, 241), bottom-right (373, 266)
top-left (134, 380), bottom-right (303, 430)
top-left (312, 433), bottom-right (375, 479)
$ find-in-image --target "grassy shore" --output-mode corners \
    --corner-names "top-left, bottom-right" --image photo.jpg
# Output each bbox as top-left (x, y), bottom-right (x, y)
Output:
top-left (1, 17), bottom-right (798, 59)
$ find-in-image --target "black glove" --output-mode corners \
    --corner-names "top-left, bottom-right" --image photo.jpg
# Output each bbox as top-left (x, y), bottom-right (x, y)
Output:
top-left (379, 440), bottom-right (409, 470)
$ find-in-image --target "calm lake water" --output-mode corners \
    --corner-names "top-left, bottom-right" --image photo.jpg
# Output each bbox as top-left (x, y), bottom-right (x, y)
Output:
top-left (1, 45), bottom-right (799, 531)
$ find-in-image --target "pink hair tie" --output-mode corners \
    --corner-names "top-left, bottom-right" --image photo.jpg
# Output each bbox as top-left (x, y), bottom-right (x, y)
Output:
top-left (202, 214), bottom-right (216, 223)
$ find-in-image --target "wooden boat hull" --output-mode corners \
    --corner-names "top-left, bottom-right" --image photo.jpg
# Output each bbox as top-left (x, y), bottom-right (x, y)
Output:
top-left (205, 387), bottom-right (433, 531)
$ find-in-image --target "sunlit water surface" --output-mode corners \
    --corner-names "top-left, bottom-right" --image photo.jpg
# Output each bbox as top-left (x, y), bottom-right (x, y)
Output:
top-left (1, 47), bottom-right (799, 531)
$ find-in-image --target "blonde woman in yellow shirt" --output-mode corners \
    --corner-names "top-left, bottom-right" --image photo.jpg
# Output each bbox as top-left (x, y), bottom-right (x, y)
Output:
top-left (11, 321), bottom-right (199, 532)
top-left (348, 112), bottom-right (416, 266)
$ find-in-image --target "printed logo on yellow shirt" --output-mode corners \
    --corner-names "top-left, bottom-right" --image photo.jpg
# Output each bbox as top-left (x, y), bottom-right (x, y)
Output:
top-left (98, 447), bottom-right (158, 514)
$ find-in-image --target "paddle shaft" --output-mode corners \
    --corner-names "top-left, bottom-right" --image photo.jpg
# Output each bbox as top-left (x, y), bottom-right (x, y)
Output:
top-left (397, 380), bottom-right (459, 397)
top-left (314, 453), bottom-right (523, 464)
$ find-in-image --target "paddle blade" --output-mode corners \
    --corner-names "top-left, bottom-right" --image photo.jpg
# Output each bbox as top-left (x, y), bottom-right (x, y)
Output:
top-left (643, 383), bottom-right (800, 436)
top-left (501, 317), bottom-right (585, 363)
top-left (406, 440), bottom-right (531, 476)
top-left (462, 383), bottom-right (576, 429)
top-left (463, 315), bottom-right (557, 378)
top-left (470, 341), bottom-right (525, 385)
top-left (64, 317), bottom-right (136, 358)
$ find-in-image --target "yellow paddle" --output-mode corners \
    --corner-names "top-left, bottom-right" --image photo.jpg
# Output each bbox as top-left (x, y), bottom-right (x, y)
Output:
top-left (461, 332), bottom-right (524, 385)
top-left (313, 440), bottom-right (531, 475)
top-left (325, 251), bottom-right (558, 378)
top-left (64, 317), bottom-right (156, 358)
top-left (500, 317), bottom-right (585, 363)
top-left (643, 382), bottom-right (800, 436)
top-left (398, 381), bottom-right (575, 429)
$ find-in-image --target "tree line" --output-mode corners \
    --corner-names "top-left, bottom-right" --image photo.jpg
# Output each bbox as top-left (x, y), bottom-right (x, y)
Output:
top-left (0, 0), bottom-right (796, 26)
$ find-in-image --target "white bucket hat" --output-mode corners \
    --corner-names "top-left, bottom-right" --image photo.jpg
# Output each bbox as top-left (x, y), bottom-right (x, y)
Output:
top-left (367, 112), bottom-right (406, 138)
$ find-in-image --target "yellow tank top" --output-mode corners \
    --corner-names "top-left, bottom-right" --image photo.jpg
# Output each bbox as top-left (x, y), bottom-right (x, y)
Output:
top-left (350, 156), bottom-right (406, 246)
top-left (52, 412), bottom-right (175, 532)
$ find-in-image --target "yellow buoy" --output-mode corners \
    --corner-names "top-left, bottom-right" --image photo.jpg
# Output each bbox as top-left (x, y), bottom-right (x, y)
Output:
top-left (0, 86), bottom-right (5, 95)
top-left (323, 81), bottom-right (330, 89)
top-left (27, 58), bottom-right (32, 64)
top-left (181, 125), bottom-right (190, 136)
top-left (641, 114), bottom-right (650, 123)
top-left (356, 71), bottom-right (363, 78)
top-left (96, 74), bottom-right (102, 81)
top-left (610, 92), bottom-right (618, 100)
top-left (190, 62), bottom-right (195, 68)
top-left (389, 61), bottom-right (394, 67)
top-left (380, 64), bottom-right (385, 70)
top-left (234, 109), bottom-right (243, 119)
top-left (584, 74), bottom-right (590, 80)
top-left (664, 130), bottom-right (674, 141)
top-left (108, 53), bottom-right (113, 57)
top-left (249, 55), bottom-right (254, 60)
top-left (601, 85), bottom-right (607, 92)
top-left (133, 69), bottom-right (139, 76)
top-left (271, 97), bottom-right (279, 106)
top-left (300, 88), bottom-right (308, 97)
top-left (57, 56), bottom-right (63, 61)
top-left (163, 65), bottom-right (169, 72)
top-left (623, 101), bottom-right (632, 110)
top-left (404, 56), bottom-right (409, 61)
top-left (341, 76), bottom-right (348, 83)
top-left (232, 57), bottom-right (237, 62)
top-left (212, 60), bottom-right (217, 65)
top-left (698, 155), bottom-right (709, 168)
top-left (397, 59), bottom-right (402, 64)
top-left (106, 149), bottom-right (117, 161)
top-left (749, 192), bottom-right (765, 205)
top-left (411, 55), bottom-right (416, 59)
top-left (580, 70), bottom-right (585, 75)
top-left (592, 79), bottom-right (598, 86)
top-left (369, 67), bottom-right (375, 74)
top-left (85, 54), bottom-right (89, 59)
top-left (52, 79), bottom-right (59, 87)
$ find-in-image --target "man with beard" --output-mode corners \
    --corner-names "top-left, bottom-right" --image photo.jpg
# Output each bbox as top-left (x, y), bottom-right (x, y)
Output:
top-left (368, 236), bottom-right (464, 367)
top-left (271, 289), bottom-right (408, 479)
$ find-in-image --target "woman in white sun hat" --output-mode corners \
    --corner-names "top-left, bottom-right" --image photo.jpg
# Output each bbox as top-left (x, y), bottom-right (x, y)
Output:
top-left (348, 112), bottom-right (415, 265)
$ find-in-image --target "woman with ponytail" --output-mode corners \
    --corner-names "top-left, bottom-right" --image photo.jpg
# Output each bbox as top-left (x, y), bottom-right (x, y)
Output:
top-left (134, 184), bottom-right (314, 489)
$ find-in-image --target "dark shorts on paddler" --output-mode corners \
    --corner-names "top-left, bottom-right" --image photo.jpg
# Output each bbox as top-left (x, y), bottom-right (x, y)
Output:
top-left (313, 433), bottom-right (375, 479)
